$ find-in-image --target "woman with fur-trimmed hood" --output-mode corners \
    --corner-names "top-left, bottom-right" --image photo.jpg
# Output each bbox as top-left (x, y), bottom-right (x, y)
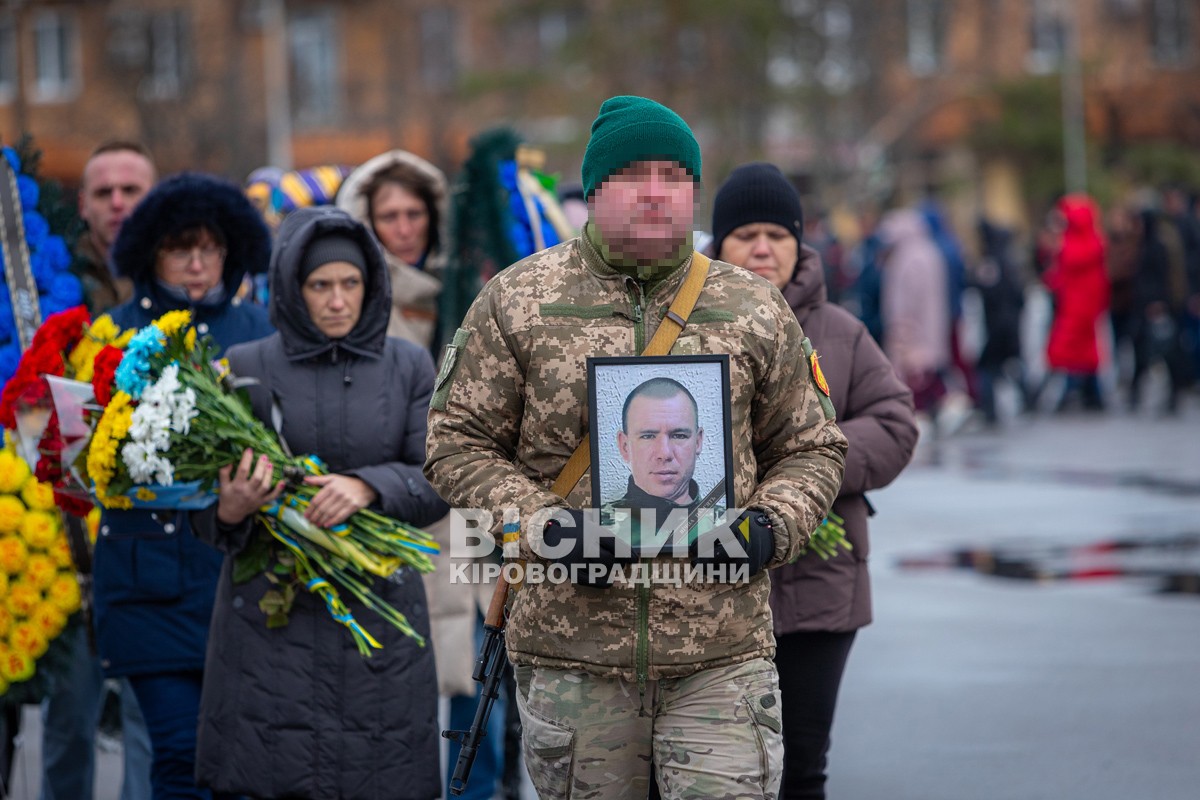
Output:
top-left (336, 150), bottom-right (446, 350)
top-left (93, 172), bottom-right (274, 798)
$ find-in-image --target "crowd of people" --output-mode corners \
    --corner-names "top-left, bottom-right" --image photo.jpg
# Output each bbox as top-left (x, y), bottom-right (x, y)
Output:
top-left (813, 186), bottom-right (1200, 431)
top-left (6, 93), bottom-right (1196, 800)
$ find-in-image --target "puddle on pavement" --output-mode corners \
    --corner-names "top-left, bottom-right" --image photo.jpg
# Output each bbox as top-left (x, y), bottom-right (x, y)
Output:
top-left (950, 448), bottom-right (1200, 497)
top-left (896, 532), bottom-right (1200, 596)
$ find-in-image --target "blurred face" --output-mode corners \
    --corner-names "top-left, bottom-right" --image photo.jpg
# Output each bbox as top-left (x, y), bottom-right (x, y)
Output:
top-left (617, 392), bottom-right (703, 504)
top-left (590, 161), bottom-right (694, 261)
top-left (79, 150), bottom-right (156, 255)
top-left (302, 261), bottom-right (365, 339)
top-left (370, 182), bottom-right (430, 265)
top-left (154, 229), bottom-right (225, 302)
top-left (719, 222), bottom-right (798, 290)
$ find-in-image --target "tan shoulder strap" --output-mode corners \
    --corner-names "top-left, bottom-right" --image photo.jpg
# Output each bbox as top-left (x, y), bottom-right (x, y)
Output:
top-left (549, 252), bottom-right (712, 499)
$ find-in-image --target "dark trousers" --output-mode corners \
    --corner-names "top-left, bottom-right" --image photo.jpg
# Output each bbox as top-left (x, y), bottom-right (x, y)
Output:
top-left (128, 671), bottom-right (240, 800)
top-left (774, 630), bottom-right (857, 800)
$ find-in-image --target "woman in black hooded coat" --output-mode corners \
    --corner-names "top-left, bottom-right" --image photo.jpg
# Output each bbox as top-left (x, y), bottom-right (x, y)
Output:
top-left (190, 206), bottom-right (446, 799)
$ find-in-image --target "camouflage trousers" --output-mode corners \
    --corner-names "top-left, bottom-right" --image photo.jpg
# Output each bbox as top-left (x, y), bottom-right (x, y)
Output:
top-left (513, 658), bottom-right (783, 799)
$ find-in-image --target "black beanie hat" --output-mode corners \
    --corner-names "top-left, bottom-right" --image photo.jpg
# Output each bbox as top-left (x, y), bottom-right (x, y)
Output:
top-left (711, 162), bottom-right (804, 258)
top-left (299, 232), bottom-right (367, 281)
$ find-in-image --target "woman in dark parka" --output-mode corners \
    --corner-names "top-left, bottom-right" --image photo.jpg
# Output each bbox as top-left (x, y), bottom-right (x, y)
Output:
top-left (190, 206), bottom-right (446, 800)
top-left (93, 173), bottom-right (274, 799)
top-left (712, 163), bottom-right (919, 800)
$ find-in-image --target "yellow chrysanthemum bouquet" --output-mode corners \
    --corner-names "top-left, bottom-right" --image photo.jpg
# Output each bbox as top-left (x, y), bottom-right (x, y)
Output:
top-left (78, 311), bottom-right (437, 654)
top-left (0, 440), bottom-right (81, 700)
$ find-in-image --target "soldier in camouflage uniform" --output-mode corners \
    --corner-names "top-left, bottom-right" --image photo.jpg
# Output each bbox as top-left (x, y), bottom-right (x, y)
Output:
top-left (425, 96), bottom-right (847, 799)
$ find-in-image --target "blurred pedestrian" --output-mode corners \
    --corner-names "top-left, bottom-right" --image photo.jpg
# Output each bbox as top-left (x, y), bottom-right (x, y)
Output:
top-left (848, 207), bottom-right (885, 346)
top-left (973, 219), bottom-right (1029, 426)
top-left (1129, 209), bottom-right (1188, 413)
top-left (336, 150), bottom-right (446, 350)
top-left (191, 206), bottom-right (445, 799)
top-left (804, 207), bottom-right (846, 304)
top-left (879, 209), bottom-right (951, 418)
top-left (92, 173), bottom-right (274, 799)
top-left (1105, 205), bottom-right (1141, 386)
top-left (72, 141), bottom-right (156, 313)
top-left (1162, 186), bottom-right (1200, 384)
top-left (41, 140), bottom-right (154, 800)
top-left (921, 199), bottom-right (978, 403)
top-left (558, 183), bottom-right (589, 233)
top-left (712, 163), bottom-right (918, 799)
top-left (1041, 194), bottom-right (1109, 412)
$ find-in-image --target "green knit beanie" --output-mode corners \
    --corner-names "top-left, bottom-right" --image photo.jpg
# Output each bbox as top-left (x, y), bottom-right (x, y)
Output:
top-left (581, 96), bottom-right (702, 198)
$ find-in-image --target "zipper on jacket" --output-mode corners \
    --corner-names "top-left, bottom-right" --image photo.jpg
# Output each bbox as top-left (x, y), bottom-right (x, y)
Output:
top-left (636, 574), bottom-right (650, 709)
top-left (627, 281), bottom-right (645, 354)
top-left (626, 277), bottom-right (652, 705)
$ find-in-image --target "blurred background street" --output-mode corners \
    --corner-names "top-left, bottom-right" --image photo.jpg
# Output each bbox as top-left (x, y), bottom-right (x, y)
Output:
top-left (828, 401), bottom-right (1200, 800)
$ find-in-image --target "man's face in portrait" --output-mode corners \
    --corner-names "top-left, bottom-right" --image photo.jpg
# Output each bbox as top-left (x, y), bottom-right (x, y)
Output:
top-left (617, 391), bottom-right (703, 504)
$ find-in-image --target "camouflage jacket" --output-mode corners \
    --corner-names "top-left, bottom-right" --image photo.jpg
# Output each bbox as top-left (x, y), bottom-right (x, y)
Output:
top-left (424, 234), bottom-right (847, 682)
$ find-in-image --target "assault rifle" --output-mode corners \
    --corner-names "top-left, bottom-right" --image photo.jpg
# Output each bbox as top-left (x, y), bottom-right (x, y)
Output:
top-left (442, 578), bottom-right (510, 795)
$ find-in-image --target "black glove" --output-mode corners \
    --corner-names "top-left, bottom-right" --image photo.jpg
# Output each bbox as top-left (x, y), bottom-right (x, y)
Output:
top-left (542, 509), bottom-right (633, 587)
top-left (690, 509), bottom-right (775, 580)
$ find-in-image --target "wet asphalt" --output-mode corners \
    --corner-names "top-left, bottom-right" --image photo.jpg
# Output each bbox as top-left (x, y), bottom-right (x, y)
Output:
top-left (826, 403), bottom-right (1200, 800)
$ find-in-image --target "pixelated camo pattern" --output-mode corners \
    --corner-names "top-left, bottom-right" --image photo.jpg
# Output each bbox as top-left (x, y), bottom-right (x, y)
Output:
top-left (424, 235), bottom-right (847, 679)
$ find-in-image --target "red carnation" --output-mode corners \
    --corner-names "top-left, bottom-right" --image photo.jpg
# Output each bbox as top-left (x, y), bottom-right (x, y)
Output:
top-left (28, 306), bottom-right (90, 356)
top-left (92, 345), bottom-right (125, 407)
top-left (55, 490), bottom-right (94, 518)
top-left (0, 307), bottom-right (90, 427)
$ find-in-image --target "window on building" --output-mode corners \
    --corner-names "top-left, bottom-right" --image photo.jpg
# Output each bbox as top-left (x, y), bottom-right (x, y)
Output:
top-left (502, 10), bottom-right (573, 70)
top-left (141, 10), bottom-right (188, 99)
top-left (289, 9), bottom-right (339, 126)
top-left (537, 11), bottom-right (570, 59)
top-left (1026, 0), bottom-right (1065, 74)
top-left (0, 17), bottom-right (16, 102)
top-left (1151, 0), bottom-right (1192, 66)
top-left (907, 0), bottom-right (945, 76)
top-left (31, 10), bottom-right (79, 102)
top-left (420, 7), bottom-right (459, 91)
top-left (676, 26), bottom-right (705, 75)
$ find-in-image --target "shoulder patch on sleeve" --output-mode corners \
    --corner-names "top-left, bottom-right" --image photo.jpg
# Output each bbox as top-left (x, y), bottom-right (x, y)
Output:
top-left (431, 327), bottom-right (471, 411)
top-left (802, 336), bottom-right (836, 421)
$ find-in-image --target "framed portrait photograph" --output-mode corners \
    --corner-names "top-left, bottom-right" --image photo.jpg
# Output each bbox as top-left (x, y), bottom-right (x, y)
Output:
top-left (587, 354), bottom-right (735, 556)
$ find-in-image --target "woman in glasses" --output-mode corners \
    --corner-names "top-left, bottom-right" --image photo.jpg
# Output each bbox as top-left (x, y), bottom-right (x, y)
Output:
top-left (93, 172), bottom-right (274, 799)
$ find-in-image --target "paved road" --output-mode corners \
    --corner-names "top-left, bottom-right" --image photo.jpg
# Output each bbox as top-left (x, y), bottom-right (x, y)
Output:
top-left (826, 405), bottom-right (1200, 800)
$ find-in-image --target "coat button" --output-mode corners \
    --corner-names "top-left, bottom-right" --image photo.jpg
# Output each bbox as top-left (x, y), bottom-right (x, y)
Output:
top-left (140, 297), bottom-right (152, 309)
top-left (101, 659), bottom-right (111, 668)
top-left (163, 523), bottom-right (176, 534)
top-left (197, 323), bottom-right (209, 334)
top-left (232, 596), bottom-right (244, 609)
top-left (231, 296), bottom-right (242, 307)
top-left (100, 525), bottom-right (110, 536)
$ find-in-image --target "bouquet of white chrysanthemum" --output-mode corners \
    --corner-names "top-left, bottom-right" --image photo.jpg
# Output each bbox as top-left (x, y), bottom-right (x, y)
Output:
top-left (119, 363), bottom-right (199, 488)
top-left (77, 310), bottom-right (437, 654)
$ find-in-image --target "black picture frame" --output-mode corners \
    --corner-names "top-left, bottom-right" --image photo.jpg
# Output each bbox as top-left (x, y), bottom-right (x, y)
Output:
top-left (587, 354), bottom-right (736, 556)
